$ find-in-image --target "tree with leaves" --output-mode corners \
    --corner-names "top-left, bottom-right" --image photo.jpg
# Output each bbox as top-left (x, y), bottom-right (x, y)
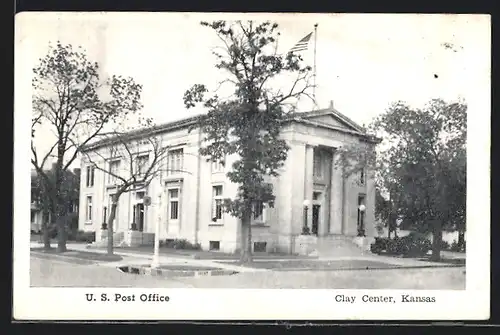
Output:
top-left (370, 99), bottom-right (466, 260)
top-left (81, 126), bottom-right (174, 256)
top-left (31, 42), bottom-right (143, 252)
top-left (183, 21), bottom-right (314, 263)
top-left (31, 167), bottom-right (80, 250)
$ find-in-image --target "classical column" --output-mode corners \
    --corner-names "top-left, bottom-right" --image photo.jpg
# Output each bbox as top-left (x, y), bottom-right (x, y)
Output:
top-left (330, 149), bottom-right (343, 234)
top-left (304, 145), bottom-right (314, 231)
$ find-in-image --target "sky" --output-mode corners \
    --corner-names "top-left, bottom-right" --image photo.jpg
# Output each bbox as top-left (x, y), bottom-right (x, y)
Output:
top-left (16, 12), bottom-right (490, 166)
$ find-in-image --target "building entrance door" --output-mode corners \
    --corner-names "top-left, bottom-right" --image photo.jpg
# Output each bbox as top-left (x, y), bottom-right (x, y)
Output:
top-left (312, 204), bottom-right (320, 236)
top-left (136, 204), bottom-right (145, 232)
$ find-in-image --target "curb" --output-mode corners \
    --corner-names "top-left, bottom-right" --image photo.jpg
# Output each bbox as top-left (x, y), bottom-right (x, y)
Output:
top-left (118, 265), bottom-right (239, 278)
top-left (270, 264), bottom-right (466, 272)
top-left (31, 251), bottom-right (98, 265)
top-left (31, 250), bottom-right (123, 265)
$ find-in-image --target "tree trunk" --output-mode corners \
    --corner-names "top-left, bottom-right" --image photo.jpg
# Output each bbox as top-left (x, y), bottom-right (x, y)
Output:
top-left (107, 202), bottom-right (118, 256)
top-left (430, 220), bottom-right (442, 261)
top-left (55, 202), bottom-right (67, 252)
top-left (53, 155), bottom-right (68, 253)
top-left (458, 231), bottom-right (465, 251)
top-left (239, 210), bottom-right (253, 263)
top-left (42, 210), bottom-right (51, 250)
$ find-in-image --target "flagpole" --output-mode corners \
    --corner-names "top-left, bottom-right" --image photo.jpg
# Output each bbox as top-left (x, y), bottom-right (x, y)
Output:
top-left (313, 23), bottom-right (318, 109)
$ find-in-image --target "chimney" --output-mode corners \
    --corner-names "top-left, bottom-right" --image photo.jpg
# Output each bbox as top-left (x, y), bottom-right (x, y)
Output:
top-left (329, 100), bottom-right (334, 110)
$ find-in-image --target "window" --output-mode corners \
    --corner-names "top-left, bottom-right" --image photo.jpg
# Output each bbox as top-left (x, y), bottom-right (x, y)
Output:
top-left (209, 240), bottom-right (220, 251)
top-left (313, 192), bottom-right (322, 201)
top-left (360, 168), bottom-right (366, 185)
top-left (212, 185), bottom-right (223, 222)
top-left (108, 160), bottom-right (120, 184)
top-left (167, 149), bottom-right (184, 176)
top-left (85, 196), bottom-right (92, 222)
top-left (73, 201), bottom-right (78, 213)
top-left (86, 165), bottom-right (95, 187)
top-left (136, 154), bottom-right (149, 176)
top-left (30, 211), bottom-right (35, 223)
top-left (253, 201), bottom-right (264, 221)
top-left (313, 152), bottom-right (323, 178)
top-left (211, 159), bottom-right (224, 173)
top-left (168, 188), bottom-right (179, 220)
top-left (103, 206), bottom-right (107, 223)
top-left (253, 241), bottom-right (267, 252)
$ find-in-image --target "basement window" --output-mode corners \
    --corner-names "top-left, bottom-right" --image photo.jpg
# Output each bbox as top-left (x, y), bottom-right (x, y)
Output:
top-left (209, 241), bottom-right (220, 251)
top-left (253, 242), bottom-right (267, 252)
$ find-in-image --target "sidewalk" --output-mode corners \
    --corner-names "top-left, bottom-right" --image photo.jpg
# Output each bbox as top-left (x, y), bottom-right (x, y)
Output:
top-left (62, 243), bottom-right (268, 273)
top-left (31, 242), bottom-right (464, 272)
top-left (318, 254), bottom-right (464, 268)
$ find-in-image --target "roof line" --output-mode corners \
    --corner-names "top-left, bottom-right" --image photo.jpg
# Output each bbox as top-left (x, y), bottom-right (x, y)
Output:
top-left (82, 107), bottom-right (376, 152)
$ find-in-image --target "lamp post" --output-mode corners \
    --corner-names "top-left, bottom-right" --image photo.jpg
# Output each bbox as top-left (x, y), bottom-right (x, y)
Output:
top-left (151, 192), bottom-right (162, 269)
top-left (358, 204), bottom-right (366, 237)
top-left (302, 199), bottom-right (310, 234)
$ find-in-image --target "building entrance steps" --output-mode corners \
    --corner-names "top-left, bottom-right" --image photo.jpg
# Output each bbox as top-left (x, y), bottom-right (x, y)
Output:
top-left (315, 235), bottom-right (370, 258)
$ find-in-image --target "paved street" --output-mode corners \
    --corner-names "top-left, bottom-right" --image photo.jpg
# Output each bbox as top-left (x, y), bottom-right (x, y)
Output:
top-left (30, 252), bottom-right (465, 289)
top-left (30, 255), bottom-right (192, 288)
top-left (178, 266), bottom-right (465, 289)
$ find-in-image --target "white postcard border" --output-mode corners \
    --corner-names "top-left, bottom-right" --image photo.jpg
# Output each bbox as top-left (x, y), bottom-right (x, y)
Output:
top-left (13, 12), bottom-right (491, 321)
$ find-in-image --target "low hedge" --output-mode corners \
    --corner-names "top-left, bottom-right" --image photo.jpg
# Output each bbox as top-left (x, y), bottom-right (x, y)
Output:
top-left (450, 240), bottom-right (466, 253)
top-left (160, 238), bottom-right (201, 250)
top-left (370, 232), bottom-right (431, 257)
top-left (70, 230), bottom-right (96, 243)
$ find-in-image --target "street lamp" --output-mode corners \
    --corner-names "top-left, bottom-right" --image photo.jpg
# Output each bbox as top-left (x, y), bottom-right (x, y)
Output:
top-left (151, 192), bottom-right (162, 269)
top-left (358, 204), bottom-right (366, 237)
top-left (302, 199), bottom-right (310, 234)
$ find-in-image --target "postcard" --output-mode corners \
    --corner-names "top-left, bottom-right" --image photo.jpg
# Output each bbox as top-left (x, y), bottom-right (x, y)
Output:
top-left (14, 12), bottom-right (490, 320)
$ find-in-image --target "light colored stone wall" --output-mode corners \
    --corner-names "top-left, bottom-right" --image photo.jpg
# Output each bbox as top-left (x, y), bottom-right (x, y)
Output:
top-left (79, 116), bottom-right (378, 254)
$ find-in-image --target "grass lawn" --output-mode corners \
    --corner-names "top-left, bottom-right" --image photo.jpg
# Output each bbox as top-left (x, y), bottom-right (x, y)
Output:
top-left (217, 259), bottom-right (399, 271)
top-left (31, 247), bottom-right (123, 262)
top-left (105, 245), bottom-right (315, 260)
top-left (374, 251), bottom-right (466, 265)
top-left (130, 264), bottom-right (220, 271)
top-left (117, 264), bottom-right (237, 277)
top-left (418, 257), bottom-right (465, 265)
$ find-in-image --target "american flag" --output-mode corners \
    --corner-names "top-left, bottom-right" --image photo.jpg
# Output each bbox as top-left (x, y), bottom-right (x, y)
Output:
top-left (289, 32), bottom-right (313, 53)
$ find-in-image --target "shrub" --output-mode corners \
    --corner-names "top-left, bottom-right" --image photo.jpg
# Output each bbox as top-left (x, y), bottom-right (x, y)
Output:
top-left (399, 232), bottom-right (431, 257)
top-left (450, 241), bottom-right (466, 253)
top-left (301, 226), bottom-right (311, 235)
top-left (440, 239), bottom-right (450, 251)
top-left (370, 237), bottom-right (390, 254)
top-left (370, 232), bottom-right (431, 257)
top-left (386, 237), bottom-right (406, 255)
top-left (75, 230), bottom-right (96, 243)
top-left (162, 238), bottom-right (201, 250)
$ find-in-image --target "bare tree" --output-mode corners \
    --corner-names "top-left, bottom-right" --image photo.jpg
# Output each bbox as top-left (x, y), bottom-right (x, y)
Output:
top-left (81, 125), bottom-right (186, 255)
top-left (31, 42), bottom-right (143, 252)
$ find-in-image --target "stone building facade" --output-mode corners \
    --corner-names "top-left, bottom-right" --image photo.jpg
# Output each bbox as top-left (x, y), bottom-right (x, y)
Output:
top-left (79, 104), bottom-right (379, 254)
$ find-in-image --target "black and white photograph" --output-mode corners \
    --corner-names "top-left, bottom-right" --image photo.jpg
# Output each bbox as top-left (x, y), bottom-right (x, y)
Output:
top-left (14, 12), bottom-right (489, 320)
